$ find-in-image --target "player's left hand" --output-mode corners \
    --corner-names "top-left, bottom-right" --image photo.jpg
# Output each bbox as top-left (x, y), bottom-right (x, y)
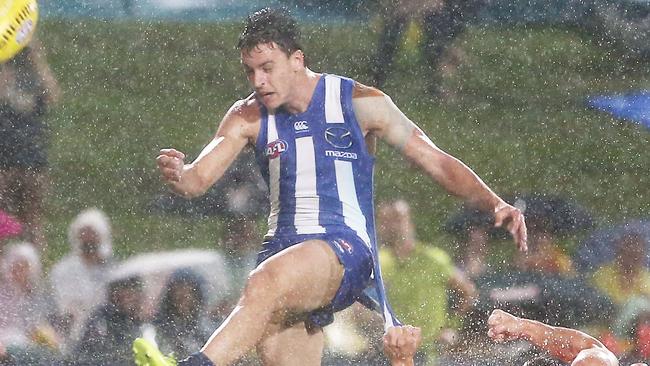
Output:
top-left (494, 202), bottom-right (527, 251)
top-left (383, 325), bottom-right (421, 365)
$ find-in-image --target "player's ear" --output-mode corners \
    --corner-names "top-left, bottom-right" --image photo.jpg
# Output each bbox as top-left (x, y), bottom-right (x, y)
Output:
top-left (290, 49), bottom-right (305, 70)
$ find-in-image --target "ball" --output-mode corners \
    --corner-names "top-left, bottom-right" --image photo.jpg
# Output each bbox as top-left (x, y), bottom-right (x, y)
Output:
top-left (0, 0), bottom-right (38, 64)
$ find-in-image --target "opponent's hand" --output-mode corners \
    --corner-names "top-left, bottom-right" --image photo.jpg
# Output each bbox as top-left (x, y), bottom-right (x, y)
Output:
top-left (494, 203), bottom-right (527, 252)
top-left (487, 309), bottom-right (523, 343)
top-left (156, 148), bottom-right (186, 183)
top-left (383, 325), bottom-right (421, 366)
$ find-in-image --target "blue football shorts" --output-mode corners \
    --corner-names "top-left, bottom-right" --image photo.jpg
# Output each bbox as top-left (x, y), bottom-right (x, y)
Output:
top-left (256, 231), bottom-right (374, 327)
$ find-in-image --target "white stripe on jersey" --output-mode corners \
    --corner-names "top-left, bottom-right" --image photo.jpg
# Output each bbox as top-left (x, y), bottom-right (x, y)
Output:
top-left (334, 160), bottom-right (371, 247)
top-left (294, 136), bottom-right (325, 234)
top-left (266, 114), bottom-right (280, 237)
top-left (325, 75), bottom-right (344, 124)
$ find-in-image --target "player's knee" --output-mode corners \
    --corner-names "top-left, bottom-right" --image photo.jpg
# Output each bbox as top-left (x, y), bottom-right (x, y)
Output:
top-left (242, 265), bottom-right (285, 307)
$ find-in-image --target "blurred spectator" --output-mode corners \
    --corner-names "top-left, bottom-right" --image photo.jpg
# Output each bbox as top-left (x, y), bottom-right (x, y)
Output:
top-left (370, 0), bottom-right (484, 94)
top-left (153, 268), bottom-right (213, 357)
top-left (49, 208), bottom-right (114, 352)
top-left (213, 215), bottom-right (261, 319)
top-left (513, 228), bottom-right (574, 277)
top-left (323, 303), bottom-right (389, 365)
top-left (377, 199), bottom-right (477, 363)
top-left (0, 242), bottom-right (61, 364)
top-left (0, 38), bottom-right (61, 250)
top-left (0, 209), bottom-right (23, 247)
top-left (511, 193), bottom-right (588, 277)
top-left (620, 309), bottom-right (650, 364)
top-left (591, 232), bottom-right (650, 306)
top-left (469, 194), bottom-right (611, 329)
top-left (445, 205), bottom-right (493, 279)
top-left (74, 275), bottom-right (147, 366)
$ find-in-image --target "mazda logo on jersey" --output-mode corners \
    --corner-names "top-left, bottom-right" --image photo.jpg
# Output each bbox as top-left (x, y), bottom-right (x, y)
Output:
top-left (324, 127), bottom-right (353, 149)
top-left (265, 139), bottom-right (288, 159)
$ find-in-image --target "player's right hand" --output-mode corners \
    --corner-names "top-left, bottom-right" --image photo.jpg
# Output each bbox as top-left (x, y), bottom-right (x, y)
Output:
top-left (156, 148), bottom-right (186, 183)
top-left (487, 309), bottom-right (522, 343)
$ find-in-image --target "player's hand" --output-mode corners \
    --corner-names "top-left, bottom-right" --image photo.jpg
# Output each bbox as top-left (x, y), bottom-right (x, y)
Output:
top-left (494, 203), bottom-right (527, 252)
top-left (156, 148), bottom-right (186, 183)
top-left (383, 325), bottom-right (421, 365)
top-left (487, 309), bottom-right (523, 343)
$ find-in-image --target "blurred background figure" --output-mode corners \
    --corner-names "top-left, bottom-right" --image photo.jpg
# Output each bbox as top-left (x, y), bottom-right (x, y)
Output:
top-left (0, 209), bottom-right (23, 248)
top-left (212, 215), bottom-right (262, 324)
top-left (48, 208), bottom-right (114, 353)
top-left (591, 232), bottom-right (650, 306)
top-left (467, 193), bottom-right (611, 333)
top-left (377, 199), bottom-right (477, 364)
top-left (0, 37), bottom-right (61, 251)
top-left (74, 275), bottom-right (146, 366)
top-left (0, 242), bottom-right (61, 365)
top-left (445, 205), bottom-right (494, 279)
top-left (153, 268), bottom-right (213, 358)
top-left (370, 0), bottom-right (484, 95)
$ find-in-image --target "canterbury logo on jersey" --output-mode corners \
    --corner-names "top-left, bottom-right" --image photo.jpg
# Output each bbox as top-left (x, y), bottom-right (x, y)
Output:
top-left (294, 121), bottom-right (309, 132)
top-left (325, 150), bottom-right (357, 160)
top-left (265, 139), bottom-right (288, 159)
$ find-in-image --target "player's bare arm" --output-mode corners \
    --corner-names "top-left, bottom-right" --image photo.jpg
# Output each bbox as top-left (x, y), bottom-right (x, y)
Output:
top-left (488, 309), bottom-right (618, 366)
top-left (156, 96), bottom-right (260, 198)
top-left (352, 83), bottom-right (527, 250)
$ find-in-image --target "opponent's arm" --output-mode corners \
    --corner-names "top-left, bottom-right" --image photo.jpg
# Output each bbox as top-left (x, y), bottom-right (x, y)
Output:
top-left (488, 309), bottom-right (618, 366)
top-left (353, 86), bottom-right (526, 250)
top-left (157, 99), bottom-right (255, 198)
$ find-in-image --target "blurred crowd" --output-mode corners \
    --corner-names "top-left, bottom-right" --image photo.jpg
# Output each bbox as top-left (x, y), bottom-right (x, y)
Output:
top-left (1, 0), bottom-right (649, 365)
top-left (1, 192), bottom-right (649, 365)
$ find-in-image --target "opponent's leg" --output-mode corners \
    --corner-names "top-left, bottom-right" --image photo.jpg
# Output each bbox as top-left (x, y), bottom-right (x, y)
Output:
top-left (200, 239), bottom-right (344, 365)
top-left (256, 320), bottom-right (324, 366)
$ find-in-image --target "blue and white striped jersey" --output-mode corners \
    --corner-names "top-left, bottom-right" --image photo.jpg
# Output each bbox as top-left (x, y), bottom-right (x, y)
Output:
top-left (254, 74), bottom-right (375, 247)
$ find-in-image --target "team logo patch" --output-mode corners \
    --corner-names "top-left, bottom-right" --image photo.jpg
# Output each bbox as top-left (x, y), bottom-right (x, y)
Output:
top-left (333, 239), bottom-right (354, 254)
top-left (265, 139), bottom-right (288, 159)
top-left (325, 127), bottom-right (353, 149)
top-left (294, 120), bottom-right (309, 132)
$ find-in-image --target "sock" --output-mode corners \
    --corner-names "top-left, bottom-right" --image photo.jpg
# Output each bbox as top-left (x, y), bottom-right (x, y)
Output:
top-left (177, 352), bottom-right (215, 366)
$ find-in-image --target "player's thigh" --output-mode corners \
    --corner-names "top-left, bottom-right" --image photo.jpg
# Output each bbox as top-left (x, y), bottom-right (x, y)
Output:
top-left (257, 321), bottom-right (324, 366)
top-left (246, 239), bottom-right (344, 312)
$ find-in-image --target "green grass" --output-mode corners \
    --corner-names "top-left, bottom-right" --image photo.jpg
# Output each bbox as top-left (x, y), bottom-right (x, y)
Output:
top-left (37, 20), bottom-right (650, 265)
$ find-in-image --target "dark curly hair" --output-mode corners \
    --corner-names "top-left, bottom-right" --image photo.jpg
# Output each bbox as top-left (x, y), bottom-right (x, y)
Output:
top-left (237, 7), bottom-right (304, 58)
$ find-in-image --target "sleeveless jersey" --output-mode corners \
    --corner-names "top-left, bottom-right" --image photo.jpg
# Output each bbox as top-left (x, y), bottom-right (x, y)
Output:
top-left (254, 74), bottom-right (375, 247)
top-left (254, 74), bottom-right (401, 329)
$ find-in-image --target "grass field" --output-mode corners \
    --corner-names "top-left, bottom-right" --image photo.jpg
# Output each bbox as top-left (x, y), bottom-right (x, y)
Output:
top-left (37, 19), bottom-right (650, 266)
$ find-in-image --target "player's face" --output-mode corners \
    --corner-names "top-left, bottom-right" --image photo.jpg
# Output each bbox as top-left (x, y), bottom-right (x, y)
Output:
top-left (241, 42), bottom-right (302, 110)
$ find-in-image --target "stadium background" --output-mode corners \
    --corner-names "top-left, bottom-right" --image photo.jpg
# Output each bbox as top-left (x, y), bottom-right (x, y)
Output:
top-left (35, 0), bottom-right (649, 267)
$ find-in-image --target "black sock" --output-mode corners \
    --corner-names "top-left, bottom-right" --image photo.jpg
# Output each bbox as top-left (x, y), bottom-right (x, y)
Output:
top-left (177, 352), bottom-right (215, 366)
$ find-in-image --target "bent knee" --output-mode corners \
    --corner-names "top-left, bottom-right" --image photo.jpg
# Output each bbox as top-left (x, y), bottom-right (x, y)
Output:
top-left (241, 265), bottom-right (286, 307)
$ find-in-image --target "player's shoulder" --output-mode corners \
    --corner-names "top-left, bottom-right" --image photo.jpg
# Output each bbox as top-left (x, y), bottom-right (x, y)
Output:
top-left (227, 94), bottom-right (262, 124)
top-left (352, 80), bottom-right (386, 99)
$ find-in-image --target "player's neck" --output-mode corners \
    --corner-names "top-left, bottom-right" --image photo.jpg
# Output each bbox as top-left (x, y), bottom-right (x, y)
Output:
top-left (283, 68), bottom-right (321, 115)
